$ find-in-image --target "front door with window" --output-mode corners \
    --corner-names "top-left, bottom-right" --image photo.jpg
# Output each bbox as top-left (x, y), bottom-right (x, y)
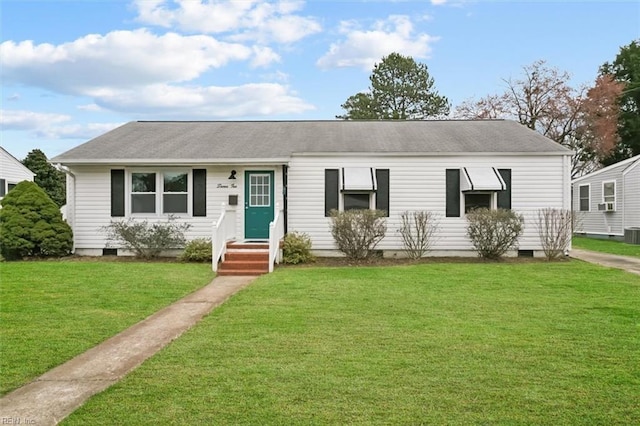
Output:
top-left (244, 171), bottom-right (274, 239)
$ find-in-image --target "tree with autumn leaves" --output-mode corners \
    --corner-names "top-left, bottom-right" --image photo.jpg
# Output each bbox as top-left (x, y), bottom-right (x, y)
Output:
top-left (456, 60), bottom-right (624, 178)
top-left (456, 40), bottom-right (639, 177)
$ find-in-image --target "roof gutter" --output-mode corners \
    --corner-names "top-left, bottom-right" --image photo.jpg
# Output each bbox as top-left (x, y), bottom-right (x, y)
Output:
top-left (53, 158), bottom-right (293, 166)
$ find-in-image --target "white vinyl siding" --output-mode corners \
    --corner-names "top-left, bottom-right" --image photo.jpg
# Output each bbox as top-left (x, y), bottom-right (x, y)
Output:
top-left (0, 148), bottom-right (35, 198)
top-left (288, 154), bottom-right (567, 254)
top-left (623, 162), bottom-right (640, 229)
top-left (67, 165), bottom-right (283, 252)
top-left (572, 164), bottom-right (628, 236)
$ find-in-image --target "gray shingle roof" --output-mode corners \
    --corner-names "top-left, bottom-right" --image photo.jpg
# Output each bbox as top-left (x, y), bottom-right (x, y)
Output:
top-left (52, 120), bottom-right (571, 164)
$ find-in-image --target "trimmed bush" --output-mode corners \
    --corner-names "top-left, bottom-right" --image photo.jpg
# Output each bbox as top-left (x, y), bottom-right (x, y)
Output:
top-left (179, 238), bottom-right (212, 262)
top-left (0, 181), bottom-right (73, 259)
top-left (398, 210), bottom-right (440, 259)
top-left (466, 208), bottom-right (524, 260)
top-left (329, 209), bottom-right (387, 259)
top-left (282, 232), bottom-right (315, 264)
top-left (102, 216), bottom-right (190, 259)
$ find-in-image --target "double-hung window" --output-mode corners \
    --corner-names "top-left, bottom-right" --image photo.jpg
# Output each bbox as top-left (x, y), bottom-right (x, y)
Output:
top-left (130, 171), bottom-right (189, 215)
top-left (163, 172), bottom-right (188, 213)
top-left (578, 184), bottom-right (590, 212)
top-left (131, 172), bottom-right (157, 214)
top-left (602, 181), bottom-right (615, 205)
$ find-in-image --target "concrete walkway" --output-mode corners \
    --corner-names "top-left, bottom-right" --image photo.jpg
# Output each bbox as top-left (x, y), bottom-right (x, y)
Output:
top-left (570, 249), bottom-right (640, 275)
top-left (0, 275), bottom-right (256, 426)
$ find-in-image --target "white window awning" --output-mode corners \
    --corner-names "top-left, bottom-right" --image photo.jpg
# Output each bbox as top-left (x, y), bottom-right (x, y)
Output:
top-left (342, 167), bottom-right (377, 191)
top-left (461, 167), bottom-right (505, 192)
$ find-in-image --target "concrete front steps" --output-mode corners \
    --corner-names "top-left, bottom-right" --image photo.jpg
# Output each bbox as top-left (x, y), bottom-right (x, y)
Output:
top-left (217, 241), bottom-right (270, 276)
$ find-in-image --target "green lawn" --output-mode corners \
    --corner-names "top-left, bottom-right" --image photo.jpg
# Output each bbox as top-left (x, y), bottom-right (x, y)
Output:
top-left (65, 262), bottom-right (639, 425)
top-left (0, 261), bottom-right (213, 395)
top-left (573, 235), bottom-right (640, 257)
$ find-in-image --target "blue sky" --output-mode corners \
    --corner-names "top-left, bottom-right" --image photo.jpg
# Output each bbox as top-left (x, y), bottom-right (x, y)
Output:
top-left (1, 0), bottom-right (638, 160)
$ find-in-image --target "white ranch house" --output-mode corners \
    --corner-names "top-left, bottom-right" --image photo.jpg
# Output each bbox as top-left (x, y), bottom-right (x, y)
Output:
top-left (0, 146), bottom-right (34, 201)
top-left (52, 120), bottom-right (572, 268)
top-left (572, 154), bottom-right (640, 243)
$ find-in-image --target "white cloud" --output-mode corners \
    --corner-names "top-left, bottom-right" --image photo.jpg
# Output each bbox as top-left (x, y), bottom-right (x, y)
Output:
top-left (431, 0), bottom-right (448, 5)
top-left (36, 122), bottom-right (123, 140)
top-left (77, 103), bottom-right (104, 112)
top-left (251, 45), bottom-right (281, 68)
top-left (317, 15), bottom-right (438, 70)
top-left (0, 29), bottom-right (280, 95)
top-left (133, 0), bottom-right (321, 44)
top-left (91, 83), bottom-right (314, 118)
top-left (0, 109), bottom-right (71, 130)
top-left (0, 109), bottom-right (120, 140)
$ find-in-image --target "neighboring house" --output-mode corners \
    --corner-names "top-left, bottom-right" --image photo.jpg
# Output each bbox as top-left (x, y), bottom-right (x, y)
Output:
top-left (0, 146), bottom-right (35, 200)
top-left (52, 120), bottom-right (572, 259)
top-left (572, 154), bottom-right (640, 240)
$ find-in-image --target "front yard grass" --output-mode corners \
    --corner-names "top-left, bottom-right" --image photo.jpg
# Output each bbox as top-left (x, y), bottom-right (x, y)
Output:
top-left (0, 261), bottom-right (213, 395)
top-left (65, 262), bottom-right (639, 425)
top-left (573, 235), bottom-right (640, 257)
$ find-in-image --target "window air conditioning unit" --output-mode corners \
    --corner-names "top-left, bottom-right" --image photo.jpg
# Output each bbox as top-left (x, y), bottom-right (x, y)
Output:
top-left (598, 202), bottom-right (615, 212)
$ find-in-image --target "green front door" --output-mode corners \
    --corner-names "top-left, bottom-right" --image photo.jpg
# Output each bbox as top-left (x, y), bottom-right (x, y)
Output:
top-left (244, 171), bottom-right (274, 239)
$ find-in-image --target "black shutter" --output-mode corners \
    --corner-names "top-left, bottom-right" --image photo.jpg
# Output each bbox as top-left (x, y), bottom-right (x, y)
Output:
top-left (110, 170), bottom-right (125, 217)
top-left (0, 179), bottom-right (5, 197)
top-left (375, 169), bottom-right (389, 216)
top-left (497, 169), bottom-right (512, 210)
top-left (446, 169), bottom-right (460, 218)
top-left (193, 169), bottom-right (207, 217)
top-left (325, 169), bottom-right (339, 217)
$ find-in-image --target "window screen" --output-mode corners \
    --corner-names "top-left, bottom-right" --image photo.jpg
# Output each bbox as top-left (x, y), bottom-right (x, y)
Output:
top-left (344, 193), bottom-right (370, 211)
top-left (465, 193), bottom-right (491, 213)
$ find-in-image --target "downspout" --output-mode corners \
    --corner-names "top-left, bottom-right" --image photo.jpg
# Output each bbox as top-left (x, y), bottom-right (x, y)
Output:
top-left (56, 164), bottom-right (76, 254)
top-left (621, 169), bottom-right (626, 231)
top-left (282, 164), bottom-right (288, 234)
top-left (564, 154), bottom-right (571, 254)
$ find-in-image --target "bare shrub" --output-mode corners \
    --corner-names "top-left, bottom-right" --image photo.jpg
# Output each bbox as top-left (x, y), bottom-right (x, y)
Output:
top-left (466, 208), bottom-right (524, 259)
top-left (329, 209), bottom-right (387, 259)
top-left (103, 216), bottom-right (190, 259)
top-left (536, 208), bottom-right (576, 260)
top-left (398, 211), bottom-right (440, 259)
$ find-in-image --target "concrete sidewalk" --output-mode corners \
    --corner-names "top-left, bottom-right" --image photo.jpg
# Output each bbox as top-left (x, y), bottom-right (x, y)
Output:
top-left (0, 275), bottom-right (256, 426)
top-left (570, 249), bottom-right (640, 275)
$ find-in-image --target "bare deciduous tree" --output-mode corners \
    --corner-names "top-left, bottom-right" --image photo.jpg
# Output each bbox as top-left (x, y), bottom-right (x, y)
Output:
top-left (455, 61), bottom-right (623, 177)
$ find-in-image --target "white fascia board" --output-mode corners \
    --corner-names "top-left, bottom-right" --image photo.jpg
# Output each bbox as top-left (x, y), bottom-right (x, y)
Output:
top-left (622, 156), bottom-right (640, 176)
top-left (572, 155), bottom-right (640, 183)
top-left (291, 151), bottom-right (572, 157)
top-left (55, 158), bottom-right (291, 166)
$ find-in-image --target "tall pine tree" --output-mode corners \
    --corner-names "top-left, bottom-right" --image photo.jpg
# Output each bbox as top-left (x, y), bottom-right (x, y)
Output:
top-left (337, 53), bottom-right (450, 120)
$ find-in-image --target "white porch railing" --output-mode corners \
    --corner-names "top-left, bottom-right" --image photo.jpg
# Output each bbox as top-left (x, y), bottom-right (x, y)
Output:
top-left (211, 202), bottom-right (234, 272)
top-left (268, 202), bottom-right (285, 273)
